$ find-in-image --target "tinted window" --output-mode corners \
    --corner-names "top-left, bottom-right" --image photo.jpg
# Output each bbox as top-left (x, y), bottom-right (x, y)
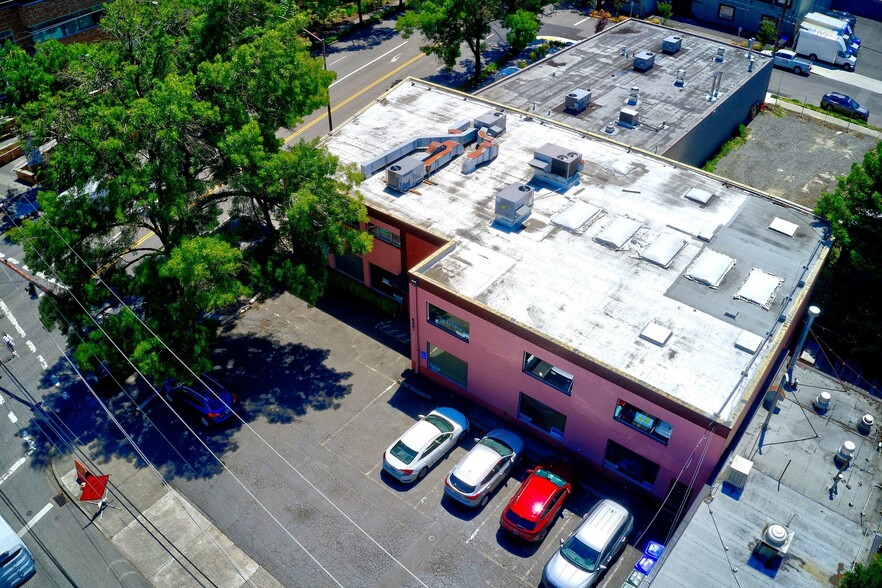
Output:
top-left (535, 468), bottom-right (568, 487)
top-left (424, 414), bottom-right (454, 433)
top-left (561, 537), bottom-right (600, 572)
top-left (449, 474), bottom-right (476, 494)
top-left (504, 509), bottom-right (537, 531)
top-left (480, 437), bottom-right (513, 457)
top-left (390, 441), bottom-right (418, 464)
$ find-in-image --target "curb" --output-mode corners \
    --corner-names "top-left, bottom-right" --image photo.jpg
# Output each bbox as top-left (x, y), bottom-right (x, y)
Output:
top-left (765, 93), bottom-right (882, 139)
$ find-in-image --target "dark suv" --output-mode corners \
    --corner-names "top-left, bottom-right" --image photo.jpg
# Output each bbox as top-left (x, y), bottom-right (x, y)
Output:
top-left (161, 374), bottom-right (237, 426)
top-left (821, 93), bottom-right (870, 121)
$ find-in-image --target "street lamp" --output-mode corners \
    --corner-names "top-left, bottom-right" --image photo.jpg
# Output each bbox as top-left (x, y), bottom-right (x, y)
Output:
top-left (302, 28), bottom-right (333, 133)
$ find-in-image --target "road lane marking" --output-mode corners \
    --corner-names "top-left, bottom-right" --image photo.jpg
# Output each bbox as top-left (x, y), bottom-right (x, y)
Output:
top-left (284, 52), bottom-right (425, 143)
top-left (329, 55), bottom-right (347, 66)
top-left (390, 54), bottom-right (400, 63)
top-left (0, 299), bottom-right (27, 338)
top-left (0, 457), bottom-right (26, 486)
top-left (18, 503), bottom-right (54, 537)
top-left (574, 16), bottom-right (590, 25)
top-left (330, 41), bottom-right (408, 88)
top-left (8, 412), bottom-right (18, 423)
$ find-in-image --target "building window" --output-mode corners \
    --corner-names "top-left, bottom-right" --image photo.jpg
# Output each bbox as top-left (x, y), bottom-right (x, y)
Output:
top-left (335, 253), bottom-right (364, 281)
top-left (603, 440), bottom-right (660, 489)
top-left (0, 30), bottom-right (13, 44)
top-left (717, 4), bottom-right (735, 21)
top-left (369, 264), bottom-right (404, 302)
top-left (30, 6), bottom-right (104, 43)
top-left (518, 393), bottom-right (566, 439)
top-left (369, 224), bottom-right (401, 248)
top-left (427, 343), bottom-right (468, 388)
top-left (427, 303), bottom-right (470, 342)
top-left (523, 353), bottom-right (574, 394)
top-left (614, 400), bottom-right (673, 445)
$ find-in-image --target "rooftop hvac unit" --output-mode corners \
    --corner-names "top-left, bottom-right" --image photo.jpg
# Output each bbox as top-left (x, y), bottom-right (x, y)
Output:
top-left (385, 156), bottom-right (426, 192)
top-left (754, 523), bottom-right (794, 564)
top-left (724, 455), bottom-right (753, 490)
top-left (633, 50), bottom-right (656, 72)
top-left (495, 183), bottom-right (534, 228)
top-left (474, 110), bottom-right (507, 135)
top-left (565, 89), bottom-right (592, 113)
top-left (530, 144), bottom-right (582, 180)
top-left (662, 35), bottom-right (682, 54)
top-left (619, 108), bottom-right (639, 127)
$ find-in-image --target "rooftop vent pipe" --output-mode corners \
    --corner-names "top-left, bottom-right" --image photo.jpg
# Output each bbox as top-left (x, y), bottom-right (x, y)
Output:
top-left (834, 441), bottom-right (856, 468)
top-left (715, 47), bottom-right (725, 62)
top-left (813, 391), bottom-right (831, 413)
top-left (859, 414), bottom-right (874, 436)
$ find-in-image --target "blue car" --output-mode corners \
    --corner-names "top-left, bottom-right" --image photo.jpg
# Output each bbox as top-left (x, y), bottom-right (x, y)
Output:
top-left (161, 374), bottom-right (237, 426)
top-left (821, 92), bottom-right (869, 121)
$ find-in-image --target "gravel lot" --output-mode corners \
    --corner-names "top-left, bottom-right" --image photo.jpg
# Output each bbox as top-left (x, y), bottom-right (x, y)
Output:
top-left (712, 109), bottom-right (879, 209)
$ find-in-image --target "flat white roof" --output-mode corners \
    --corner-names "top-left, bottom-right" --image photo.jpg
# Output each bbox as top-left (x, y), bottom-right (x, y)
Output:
top-left (324, 80), bottom-right (828, 424)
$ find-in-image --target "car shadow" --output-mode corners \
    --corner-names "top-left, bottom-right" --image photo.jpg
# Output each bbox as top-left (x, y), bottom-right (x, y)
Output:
top-left (439, 494), bottom-right (484, 521)
top-left (26, 332), bottom-right (355, 481)
top-left (495, 527), bottom-right (543, 558)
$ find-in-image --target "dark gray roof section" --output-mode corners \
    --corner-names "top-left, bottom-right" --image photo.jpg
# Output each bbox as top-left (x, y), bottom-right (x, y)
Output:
top-left (665, 198), bottom-right (828, 337)
top-left (650, 364), bottom-right (882, 587)
top-left (478, 19), bottom-right (771, 157)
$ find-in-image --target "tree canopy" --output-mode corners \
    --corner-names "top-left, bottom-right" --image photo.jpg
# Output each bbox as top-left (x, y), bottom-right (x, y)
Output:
top-left (396, 0), bottom-right (543, 79)
top-left (6, 0), bottom-right (371, 384)
top-left (813, 141), bottom-right (882, 377)
top-left (839, 554), bottom-right (882, 588)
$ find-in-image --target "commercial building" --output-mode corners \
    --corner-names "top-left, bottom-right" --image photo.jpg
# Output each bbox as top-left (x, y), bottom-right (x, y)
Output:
top-left (478, 19), bottom-right (772, 168)
top-left (323, 79), bottom-right (829, 506)
top-left (688, 0), bottom-right (824, 41)
top-left (0, 0), bottom-right (105, 48)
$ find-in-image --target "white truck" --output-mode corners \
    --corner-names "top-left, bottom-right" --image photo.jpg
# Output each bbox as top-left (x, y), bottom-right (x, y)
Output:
top-left (771, 50), bottom-right (812, 75)
top-left (795, 27), bottom-right (856, 71)
top-left (802, 12), bottom-right (860, 54)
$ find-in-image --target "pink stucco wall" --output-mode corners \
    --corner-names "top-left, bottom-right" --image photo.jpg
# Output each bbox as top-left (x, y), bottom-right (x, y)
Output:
top-left (363, 218), bottom-right (402, 277)
top-left (410, 283), bottom-right (727, 500)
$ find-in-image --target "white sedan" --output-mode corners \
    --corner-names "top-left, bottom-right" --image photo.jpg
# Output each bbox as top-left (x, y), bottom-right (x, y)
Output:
top-left (382, 407), bottom-right (470, 483)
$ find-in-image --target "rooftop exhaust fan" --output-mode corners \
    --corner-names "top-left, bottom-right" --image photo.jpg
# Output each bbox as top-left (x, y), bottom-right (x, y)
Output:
top-left (754, 523), bottom-right (794, 564)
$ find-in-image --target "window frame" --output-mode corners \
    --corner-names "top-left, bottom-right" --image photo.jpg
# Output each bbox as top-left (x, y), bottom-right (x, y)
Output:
top-left (427, 303), bottom-right (470, 342)
top-left (613, 399), bottom-right (673, 445)
top-left (517, 392), bottom-right (568, 438)
top-left (368, 224), bottom-right (401, 248)
top-left (717, 3), bottom-right (735, 21)
top-left (426, 342), bottom-right (468, 388)
top-left (522, 352), bottom-right (574, 395)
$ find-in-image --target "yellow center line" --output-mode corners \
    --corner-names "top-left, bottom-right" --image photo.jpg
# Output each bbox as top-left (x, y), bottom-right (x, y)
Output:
top-left (283, 52), bottom-right (426, 144)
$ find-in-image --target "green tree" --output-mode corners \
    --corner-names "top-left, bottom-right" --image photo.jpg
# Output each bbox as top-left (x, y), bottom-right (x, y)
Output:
top-left (12, 0), bottom-right (370, 383)
top-left (657, 1), bottom-right (673, 24)
top-left (505, 9), bottom-right (541, 54)
top-left (813, 141), bottom-right (882, 377)
top-left (757, 19), bottom-right (777, 46)
top-left (397, 0), bottom-right (540, 79)
top-left (839, 555), bottom-right (882, 588)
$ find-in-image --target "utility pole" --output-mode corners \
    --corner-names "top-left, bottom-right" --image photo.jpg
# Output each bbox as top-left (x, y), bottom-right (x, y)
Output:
top-left (302, 29), bottom-right (334, 133)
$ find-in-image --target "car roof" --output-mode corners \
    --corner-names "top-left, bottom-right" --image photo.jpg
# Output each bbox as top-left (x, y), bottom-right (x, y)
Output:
top-left (485, 428), bottom-right (525, 455)
top-left (400, 418), bottom-right (444, 451)
top-left (432, 406), bottom-right (469, 429)
top-left (574, 499), bottom-right (631, 551)
top-left (510, 474), bottom-right (560, 520)
top-left (454, 443), bottom-right (503, 485)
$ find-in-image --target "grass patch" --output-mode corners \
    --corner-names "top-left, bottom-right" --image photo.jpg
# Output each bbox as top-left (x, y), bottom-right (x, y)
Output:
top-left (703, 124), bottom-right (747, 173)
top-left (771, 95), bottom-right (882, 132)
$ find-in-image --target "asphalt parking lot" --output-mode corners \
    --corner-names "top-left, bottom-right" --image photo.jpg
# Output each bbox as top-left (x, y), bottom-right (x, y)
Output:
top-left (113, 288), bottom-right (673, 588)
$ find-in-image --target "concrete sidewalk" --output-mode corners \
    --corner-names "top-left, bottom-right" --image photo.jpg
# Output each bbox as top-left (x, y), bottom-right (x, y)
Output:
top-left (51, 451), bottom-right (283, 588)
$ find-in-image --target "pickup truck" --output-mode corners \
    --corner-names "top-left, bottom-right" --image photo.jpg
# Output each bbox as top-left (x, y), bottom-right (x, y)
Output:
top-left (772, 49), bottom-right (813, 75)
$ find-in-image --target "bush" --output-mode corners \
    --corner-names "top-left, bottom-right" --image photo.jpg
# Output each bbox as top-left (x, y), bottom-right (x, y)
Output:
top-left (703, 124), bottom-right (748, 173)
top-left (757, 19), bottom-right (777, 45)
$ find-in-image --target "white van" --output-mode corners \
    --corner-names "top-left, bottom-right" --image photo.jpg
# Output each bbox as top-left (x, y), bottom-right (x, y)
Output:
top-left (0, 512), bottom-right (36, 587)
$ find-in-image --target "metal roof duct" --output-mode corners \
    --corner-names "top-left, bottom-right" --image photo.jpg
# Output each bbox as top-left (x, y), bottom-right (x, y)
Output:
top-left (361, 127), bottom-right (478, 178)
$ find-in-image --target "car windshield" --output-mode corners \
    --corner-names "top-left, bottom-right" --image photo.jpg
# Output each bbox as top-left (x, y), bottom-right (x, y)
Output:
top-left (480, 437), bottom-right (513, 457)
top-left (536, 468), bottom-right (568, 487)
top-left (848, 98), bottom-right (859, 109)
top-left (561, 537), bottom-right (601, 572)
top-left (0, 547), bottom-right (22, 567)
top-left (504, 509), bottom-right (537, 531)
top-left (389, 440), bottom-right (418, 464)
top-left (448, 473), bottom-right (476, 494)
top-left (425, 414), bottom-right (453, 433)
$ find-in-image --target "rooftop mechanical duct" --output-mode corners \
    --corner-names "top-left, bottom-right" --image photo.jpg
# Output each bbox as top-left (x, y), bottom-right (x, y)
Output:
top-left (361, 127), bottom-right (479, 178)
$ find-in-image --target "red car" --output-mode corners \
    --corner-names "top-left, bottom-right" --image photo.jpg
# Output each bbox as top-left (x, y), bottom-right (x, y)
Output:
top-left (499, 459), bottom-right (576, 542)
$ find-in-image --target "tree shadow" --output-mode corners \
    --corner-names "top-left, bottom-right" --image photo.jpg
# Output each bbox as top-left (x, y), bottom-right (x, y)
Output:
top-left (26, 333), bottom-right (354, 481)
top-left (327, 22), bottom-right (401, 55)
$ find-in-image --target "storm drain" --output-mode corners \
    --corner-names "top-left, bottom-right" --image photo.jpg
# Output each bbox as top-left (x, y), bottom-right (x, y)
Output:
top-left (52, 492), bottom-right (69, 507)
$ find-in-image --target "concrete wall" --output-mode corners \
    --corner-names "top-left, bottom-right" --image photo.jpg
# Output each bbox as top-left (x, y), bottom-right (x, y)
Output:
top-left (408, 281), bottom-right (728, 501)
top-left (665, 58), bottom-right (772, 168)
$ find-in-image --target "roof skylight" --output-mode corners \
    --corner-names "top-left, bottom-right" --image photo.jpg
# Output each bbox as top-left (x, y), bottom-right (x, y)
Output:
top-left (769, 217), bottom-right (799, 237)
top-left (640, 322), bottom-right (672, 346)
top-left (735, 268), bottom-right (784, 309)
top-left (640, 234), bottom-right (688, 268)
top-left (685, 249), bottom-right (735, 288)
top-left (685, 187), bottom-right (715, 204)
top-left (551, 201), bottom-right (603, 233)
top-left (594, 217), bottom-right (642, 250)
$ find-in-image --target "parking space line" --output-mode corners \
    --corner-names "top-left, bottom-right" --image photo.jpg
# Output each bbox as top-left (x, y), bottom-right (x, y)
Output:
top-left (0, 457), bottom-right (27, 487)
top-left (321, 381), bottom-right (398, 448)
top-left (18, 503), bottom-right (53, 537)
top-left (574, 16), bottom-right (590, 25)
top-left (8, 412), bottom-right (18, 423)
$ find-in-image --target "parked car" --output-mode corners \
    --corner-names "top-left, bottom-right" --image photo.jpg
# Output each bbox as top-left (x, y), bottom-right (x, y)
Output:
top-left (820, 92), bottom-right (869, 121)
top-left (500, 459), bottom-right (577, 542)
top-left (0, 511), bottom-right (36, 587)
top-left (161, 373), bottom-right (237, 426)
top-left (382, 407), bottom-right (469, 483)
top-left (541, 499), bottom-right (633, 588)
top-left (444, 428), bottom-right (524, 508)
top-left (771, 49), bottom-right (812, 75)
